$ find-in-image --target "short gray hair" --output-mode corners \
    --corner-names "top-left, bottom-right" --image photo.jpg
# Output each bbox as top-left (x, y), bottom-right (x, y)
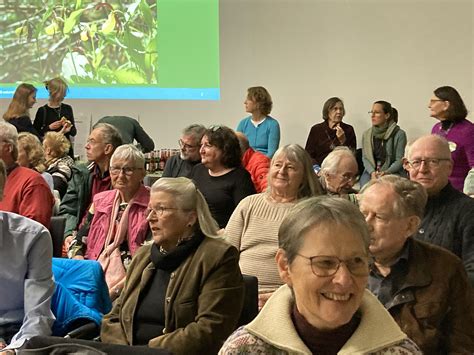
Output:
top-left (0, 121), bottom-right (19, 160)
top-left (405, 134), bottom-right (452, 161)
top-left (111, 144), bottom-right (145, 168)
top-left (361, 175), bottom-right (427, 218)
top-left (182, 124), bottom-right (206, 143)
top-left (279, 196), bottom-right (370, 264)
top-left (92, 123), bottom-right (123, 149)
top-left (269, 144), bottom-right (323, 198)
top-left (320, 146), bottom-right (356, 175)
top-left (151, 177), bottom-right (220, 238)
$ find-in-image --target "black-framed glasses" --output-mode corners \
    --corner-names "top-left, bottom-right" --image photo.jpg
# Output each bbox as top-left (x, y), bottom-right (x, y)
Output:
top-left (145, 206), bottom-right (180, 218)
top-left (405, 158), bottom-right (450, 170)
top-left (297, 254), bottom-right (369, 277)
top-left (109, 166), bottom-right (142, 176)
top-left (178, 139), bottom-right (199, 150)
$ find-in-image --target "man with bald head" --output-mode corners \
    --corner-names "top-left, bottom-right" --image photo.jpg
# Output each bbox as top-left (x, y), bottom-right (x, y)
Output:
top-left (404, 134), bottom-right (474, 285)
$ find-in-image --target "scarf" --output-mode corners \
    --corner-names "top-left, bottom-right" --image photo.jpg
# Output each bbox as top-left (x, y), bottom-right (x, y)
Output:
top-left (102, 190), bottom-right (133, 256)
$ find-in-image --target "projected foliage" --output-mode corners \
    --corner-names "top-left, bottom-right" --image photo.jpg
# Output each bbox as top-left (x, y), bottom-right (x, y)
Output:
top-left (1, 0), bottom-right (158, 85)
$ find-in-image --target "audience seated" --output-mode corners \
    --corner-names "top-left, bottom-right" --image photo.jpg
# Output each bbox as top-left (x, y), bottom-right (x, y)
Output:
top-left (0, 122), bottom-right (54, 228)
top-left (43, 132), bottom-right (75, 199)
top-left (360, 100), bottom-right (407, 187)
top-left (2, 83), bottom-right (41, 139)
top-left (236, 86), bottom-right (280, 158)
top-left (190, 125), bottom-right (255, 228)
top-left (68, 144), bottom-right (150, 299)
top-left (319, 146), bottom-right (358, 201)
top-left (304, 97), bottom-right (357, 167)
top-left (0, 159), bottom-right (55, 352)
top-left (59, 123), bottom-right (122, 246)
top-left (97, 116), bottom-right (155, 153)
top-left (404, 134), bottom-right (474, 285)
top-left (17, 132), bottom-right (54, 191)
top-left (429, 86), bottom-right (474, 191)
top-left (235, 131), bottom-right (270, 193)
top-left (33, 77), bottom-right (76, 157)
top-left (162, 124), bottom-right (205, 178)
top-left (360, 175), bottom-right (474, 353)
top-left (221, 197), bottom-right (421, 354)
top-left (226, 144), bottom-right (322, 309)
top-left (101, 177), bottom-right (244, 354)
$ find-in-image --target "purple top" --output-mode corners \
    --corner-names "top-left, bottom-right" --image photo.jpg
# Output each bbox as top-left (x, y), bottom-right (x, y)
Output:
top-left (432, 118), bottom-right (474, 191)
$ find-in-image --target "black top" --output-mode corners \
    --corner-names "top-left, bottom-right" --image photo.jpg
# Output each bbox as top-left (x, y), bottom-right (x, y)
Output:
top-left (190, 164), bottom-right (256, 228)
top-left (33, 103), bottom-right (76, 139)
top-left (8, 116), bottom-right (41, 139)
top-left (162, 154), bottom-right (199, 178)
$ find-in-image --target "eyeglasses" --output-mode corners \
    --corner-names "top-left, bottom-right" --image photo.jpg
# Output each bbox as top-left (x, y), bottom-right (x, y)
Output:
top-left (145, 206), bottom-right (180, 218)
top-left (209, 125), bottom-right (222, 132)
top-left (178, 139), bottom-right (199, 150)
top-left (109, 166), bottom-right (142, 176)
top-left (297, 254), bottom-right (369, 277)
top-left (331, 173), bottom-right (358, 183)
top-left (368, 111), bottom-right (383, 115)
top-left (405, 158), bottom-right (450, 170)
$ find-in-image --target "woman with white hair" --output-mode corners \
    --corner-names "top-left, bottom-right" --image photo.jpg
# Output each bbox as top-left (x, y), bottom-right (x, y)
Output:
top-left (101, 177), bottom-right (244, 354)
top-left (68, 144), bottom-right (149, 298)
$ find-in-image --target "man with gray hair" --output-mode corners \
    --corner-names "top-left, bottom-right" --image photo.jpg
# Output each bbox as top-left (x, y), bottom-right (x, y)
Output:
top-left (319, 146), bottom-right (358, 198)
top-left (0, 121), bottom-right (54, 228)
top-left (163, 124), bottom-right (205, 178)
top-left (360, 175), bottom-right (474, 354)
top-left (0, 159), bottom-right (55, 351)
top-left (404, 134), bottom-right (474, 285)
top-left (59, 123), bottom-right (122, 244)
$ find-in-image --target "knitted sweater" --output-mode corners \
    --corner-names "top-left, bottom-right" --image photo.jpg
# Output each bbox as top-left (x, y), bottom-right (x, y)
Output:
top-left (225, 193), bottom-right (295, 291)
top-left (236, 116), bottom-right (280, 158)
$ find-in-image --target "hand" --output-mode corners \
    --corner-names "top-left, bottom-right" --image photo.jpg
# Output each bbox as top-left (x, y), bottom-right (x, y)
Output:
top-left (64, 235), bottom-right (74, 251)
top-left (0, 350), bottom-right (15, 354)
top-left (49, 120), bottom-right (63, 130)
top-left (258, 292), bottom-right (274, 311)
top-left (334, 124), bottom-right (346, 144)
top-left (60, 122), bottom-right (72, 134)
top-left (370, 172), bottom-right (378, 180)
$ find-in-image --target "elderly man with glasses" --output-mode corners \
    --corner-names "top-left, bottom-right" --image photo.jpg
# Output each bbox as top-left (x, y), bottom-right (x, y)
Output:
top-left (404, 134), bottom-right (474, 286)
top-left (162, 124), bottom-right (205, 178)
top-left (360, 175), bottom-right (474, 354)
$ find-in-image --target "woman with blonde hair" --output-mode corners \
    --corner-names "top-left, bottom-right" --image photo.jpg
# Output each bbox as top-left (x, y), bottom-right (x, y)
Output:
top-left (3, 83), bottom-right (40, 138)
top-left (34, 77), bottom-right (76, 157)
top-left (43, 131), bottom-right (75, 198)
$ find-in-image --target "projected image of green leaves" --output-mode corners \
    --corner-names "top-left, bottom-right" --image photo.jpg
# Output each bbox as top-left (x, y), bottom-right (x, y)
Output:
top-left (1, 0), bottom-right (158, 85)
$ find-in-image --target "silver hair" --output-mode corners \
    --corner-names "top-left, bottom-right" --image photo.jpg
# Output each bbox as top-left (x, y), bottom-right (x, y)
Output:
top-left (0, 121), bottom-right (19, 160)
top-left (92, 123), bottom-right (123, 149)
top-left (151, 177), bottom-right (220, 238)
top-left (111, 144), bottom-right (145, 168)
top-left (405, 134), bottom-right (452, 161)
top-left (320, 146), bottom-right (356, 175)
top-left (361, 175), bottom-right (427, 218)
top-left (182, 124), bottom-right (206, 143)
top-left (279, 196), bottom-right (370, 264)
top-left (269, 144), bottom-right (323, 198)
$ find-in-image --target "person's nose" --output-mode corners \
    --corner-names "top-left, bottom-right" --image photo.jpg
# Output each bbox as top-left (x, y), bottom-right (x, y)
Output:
top-left (418, 160), bottom-right (430, 172)
top-left (364, 214), bottom-right (374, 231)
top-left (332, 262), bottom-right (354, 287)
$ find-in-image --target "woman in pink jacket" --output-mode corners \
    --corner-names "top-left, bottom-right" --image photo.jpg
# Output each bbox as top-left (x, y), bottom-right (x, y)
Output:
top-left (68, 144), bottom-right (150, 298)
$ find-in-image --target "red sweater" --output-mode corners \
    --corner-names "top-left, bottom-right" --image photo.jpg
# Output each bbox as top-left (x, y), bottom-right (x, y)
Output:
top-left (242, 148), bottom-right (270, 193)
top-left (0, 166), bottom-right (54, 228)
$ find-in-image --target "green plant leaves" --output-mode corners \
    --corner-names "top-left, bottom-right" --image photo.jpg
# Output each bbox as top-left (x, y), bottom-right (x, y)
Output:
top-left (63, 9), bottom-right (85, 34)
top-left (114, 68), bottom-right (147, 84)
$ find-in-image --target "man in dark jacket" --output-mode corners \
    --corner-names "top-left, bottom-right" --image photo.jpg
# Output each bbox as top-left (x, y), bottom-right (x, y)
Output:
top-left (59, 123), bottom-right (122, 242)
top-left (162, 124), bottom-right (205, 178)
top-left (360, 175), bottom-right (474, 354)
top-left (404, 134), bottom-right (474, 286)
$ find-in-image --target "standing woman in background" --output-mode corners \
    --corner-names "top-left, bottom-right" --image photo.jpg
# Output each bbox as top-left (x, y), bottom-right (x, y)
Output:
top-left (3, 83), bottom-right (41, 138)
top-left (34, 77), bottom-right (76, 157)
top-left (305, 97), bottom-right (357, 168)
top-left (360, 100), bottom-right (407, 187)
top-left (429, 86), bottom-right (474, 191)
top-left (236, 86), bottom-right (280, 158)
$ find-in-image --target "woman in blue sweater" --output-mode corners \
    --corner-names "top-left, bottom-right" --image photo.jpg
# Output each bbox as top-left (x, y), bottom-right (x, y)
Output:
top-left (237, 86), bottom-right (280, 158)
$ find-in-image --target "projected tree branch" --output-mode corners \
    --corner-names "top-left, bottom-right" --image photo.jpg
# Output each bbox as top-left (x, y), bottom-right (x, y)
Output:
top-left (1, 0), bottom-right (158, 85)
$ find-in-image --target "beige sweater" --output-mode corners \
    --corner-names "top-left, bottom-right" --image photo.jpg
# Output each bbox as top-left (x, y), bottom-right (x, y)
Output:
top-left (225, 193), bottom-right (295, 292)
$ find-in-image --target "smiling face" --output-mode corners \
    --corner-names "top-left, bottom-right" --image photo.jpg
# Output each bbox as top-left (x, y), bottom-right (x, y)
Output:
top-left (269, 154), bottom-right (304, 197)
top-left (147, 190), bottom-right (196, 251)
top-left (110, 157), bottom-right (145, 196)
top-left (179, 134), bottom-right (201, 161)
top-left (277, 223), bottom-right (368, 330)
top-left (359, 184), bottom-right (418, 265)
top-left (199, 135), bottom-right (223, 169)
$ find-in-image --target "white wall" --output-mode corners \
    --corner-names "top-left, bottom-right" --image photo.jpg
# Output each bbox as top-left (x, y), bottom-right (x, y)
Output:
top-left (2, 0), bottom-right (473, 155)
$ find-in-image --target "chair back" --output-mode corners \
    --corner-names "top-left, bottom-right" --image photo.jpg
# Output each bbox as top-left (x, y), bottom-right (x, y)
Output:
top-left (49, 216), bottom-right (66, 257)
top-left (238, 274), bottom-right (258, 326)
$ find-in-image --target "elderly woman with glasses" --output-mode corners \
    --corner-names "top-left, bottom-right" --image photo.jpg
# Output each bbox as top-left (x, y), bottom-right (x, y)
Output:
top-left (226, 144), bottom-right (322, 309)
top-left (221, 197), bottom-right (421, 354)
top-left (190, 125), bottom-right (256, 228)
top-left (101, 177), bottom-right (244, 354)
top-left (67, 144), bottom-right (150, 298)
top-left (360, 100), bottom-right (407, 187)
